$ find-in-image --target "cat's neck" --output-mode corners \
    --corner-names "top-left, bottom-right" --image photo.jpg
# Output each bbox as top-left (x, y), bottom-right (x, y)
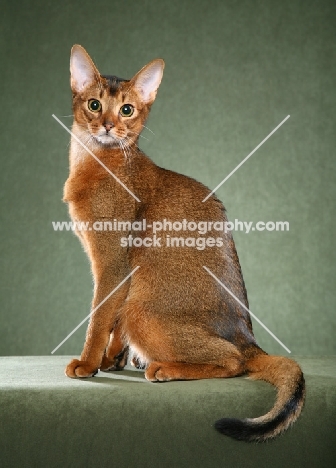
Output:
top-left (69, 121), bottom-right (134, 172)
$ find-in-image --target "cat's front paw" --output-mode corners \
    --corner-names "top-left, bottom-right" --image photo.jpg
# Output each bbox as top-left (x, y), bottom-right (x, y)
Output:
top-left (65, 359), bottom-right (98, 379)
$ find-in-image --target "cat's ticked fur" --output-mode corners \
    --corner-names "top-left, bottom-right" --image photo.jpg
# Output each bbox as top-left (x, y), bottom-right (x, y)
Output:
top-left (64, 45), bottom-right (305, 442)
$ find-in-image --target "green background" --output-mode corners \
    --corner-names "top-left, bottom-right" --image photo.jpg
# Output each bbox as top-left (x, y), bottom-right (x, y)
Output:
top-left (0, 0), bottom-right (335, 357)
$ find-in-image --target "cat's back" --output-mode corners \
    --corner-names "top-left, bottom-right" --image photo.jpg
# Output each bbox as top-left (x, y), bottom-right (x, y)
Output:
top-left (128, 157), bottom-right (250, 329)
top-left (132, 154), bottom-right (224, 220)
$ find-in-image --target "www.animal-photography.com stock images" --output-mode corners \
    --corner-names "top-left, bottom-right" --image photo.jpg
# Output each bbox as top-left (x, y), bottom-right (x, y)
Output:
top-left (0, 1), bottom-right (335, 467)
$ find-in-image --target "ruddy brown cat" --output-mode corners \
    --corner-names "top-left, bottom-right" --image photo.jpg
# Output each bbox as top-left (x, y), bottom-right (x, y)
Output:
top-left (64, 44), bottom-right (305, 442)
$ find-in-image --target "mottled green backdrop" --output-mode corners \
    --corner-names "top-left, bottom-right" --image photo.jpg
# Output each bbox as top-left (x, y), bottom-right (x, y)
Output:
top-left (0, 0), bottom-right (335, 356)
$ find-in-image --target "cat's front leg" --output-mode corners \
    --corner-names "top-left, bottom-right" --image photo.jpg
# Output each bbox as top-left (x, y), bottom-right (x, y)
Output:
top-left (65, 303), bottom-right (114, 378)
top-left (65, 273), bottom-right (130, 378)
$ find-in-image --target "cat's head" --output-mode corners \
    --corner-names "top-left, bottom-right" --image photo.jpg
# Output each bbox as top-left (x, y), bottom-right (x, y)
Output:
top-left (70, 45), bottom-right (164, 149)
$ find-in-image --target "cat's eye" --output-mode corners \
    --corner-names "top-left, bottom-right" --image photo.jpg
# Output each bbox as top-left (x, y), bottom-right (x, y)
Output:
top-left (88, 99), bottom-right (102, 112)
top-left (120, 104), bottom-right (134, 117)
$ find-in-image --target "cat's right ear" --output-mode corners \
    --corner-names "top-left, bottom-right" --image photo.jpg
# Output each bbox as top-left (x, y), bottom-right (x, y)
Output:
top-left (70, 45), bottom-right (100, 93)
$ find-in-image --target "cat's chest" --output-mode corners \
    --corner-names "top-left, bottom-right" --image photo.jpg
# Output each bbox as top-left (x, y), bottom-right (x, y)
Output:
top-left (64, 167), bottom-right (135, 221)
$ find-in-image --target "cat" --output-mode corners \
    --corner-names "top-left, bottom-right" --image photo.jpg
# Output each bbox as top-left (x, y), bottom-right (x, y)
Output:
top-left (63, 44), bottom-right (305, 442)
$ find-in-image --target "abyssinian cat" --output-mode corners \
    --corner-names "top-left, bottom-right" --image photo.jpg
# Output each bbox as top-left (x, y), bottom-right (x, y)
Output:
top-left (63, 44), bottom-right (305, 442)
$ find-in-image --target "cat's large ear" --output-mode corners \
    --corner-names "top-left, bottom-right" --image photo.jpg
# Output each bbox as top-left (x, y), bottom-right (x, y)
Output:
top-left (131, 59), bottom-right (165, 104)
top-left (70, 45), bottom-right (100, 93)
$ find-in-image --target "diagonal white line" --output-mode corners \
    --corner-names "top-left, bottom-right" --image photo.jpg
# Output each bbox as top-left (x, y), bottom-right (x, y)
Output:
top-left (51, 266), bottom-right (140, 354)
top-left (203, 266), bottom-right (291, 354)
top-left (52, 114), bottom-right (141, 202)
top-left (202, 115), bottom-right (290, 202)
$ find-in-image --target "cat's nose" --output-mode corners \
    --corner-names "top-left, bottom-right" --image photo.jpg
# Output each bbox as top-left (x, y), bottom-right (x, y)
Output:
top-left (104, 122), bottom-right (114, 132)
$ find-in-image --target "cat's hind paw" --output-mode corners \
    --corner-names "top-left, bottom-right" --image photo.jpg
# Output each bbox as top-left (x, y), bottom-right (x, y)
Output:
top-left (100, 348), bottom-right (128, 372)
top-left (65, 359), bottom-right (98, 379)
top-left (145, 362), bottom-right (172, 382)
top-left (130, 356), bottom-right (146, 370)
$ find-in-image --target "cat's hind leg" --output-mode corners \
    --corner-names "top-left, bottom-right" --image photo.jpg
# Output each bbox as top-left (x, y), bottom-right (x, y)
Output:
top-left (145, 360), bottom-right (244, 382)
top-left (100, 322), bottom-right (129, 372)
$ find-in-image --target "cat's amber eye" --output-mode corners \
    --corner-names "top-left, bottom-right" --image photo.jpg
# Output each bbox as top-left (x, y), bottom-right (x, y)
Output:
top-left (120, 104), bottom-right (134, 117)
top-left (88, 99), bottom-right (102, 112)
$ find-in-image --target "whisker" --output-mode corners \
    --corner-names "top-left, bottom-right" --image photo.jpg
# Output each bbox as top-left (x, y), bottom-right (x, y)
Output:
top-left (123, 136), bottom-right (135, 148)
top-left (125, 140), bottom-right (133, 160)
top-left (64, 126), bottom-right (92, 153)
top-left (142, 125), bottom-right (155, 135)
top-left (123, 141), bottom-right (131, 161)
top-left (122, 137), bottom-right (135, 160)
top-left (63, 122), bottom-right (88, 132)
top-left (77, 134), bottom-right (94, 156)
top-left (128, 130), bottom-right (149, 141)
top-left (119, 139), bottom-right (128, 161)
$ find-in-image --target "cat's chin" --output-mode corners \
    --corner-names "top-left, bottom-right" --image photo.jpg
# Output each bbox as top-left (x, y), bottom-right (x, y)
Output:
top-left (94, 134), bottom-right (120, 147)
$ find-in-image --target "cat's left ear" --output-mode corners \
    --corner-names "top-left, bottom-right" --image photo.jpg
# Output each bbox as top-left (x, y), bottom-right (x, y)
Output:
top-left (131, 59), bottom-right (165, 104)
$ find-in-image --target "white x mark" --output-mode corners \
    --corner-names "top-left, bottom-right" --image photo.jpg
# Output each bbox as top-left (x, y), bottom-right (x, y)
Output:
top-left (202, 115), bottom-right (290, 202)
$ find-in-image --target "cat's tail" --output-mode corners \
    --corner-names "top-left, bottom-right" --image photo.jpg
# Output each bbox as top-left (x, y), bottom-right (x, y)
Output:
top-left (215, 353), bottom-right (305, 442)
